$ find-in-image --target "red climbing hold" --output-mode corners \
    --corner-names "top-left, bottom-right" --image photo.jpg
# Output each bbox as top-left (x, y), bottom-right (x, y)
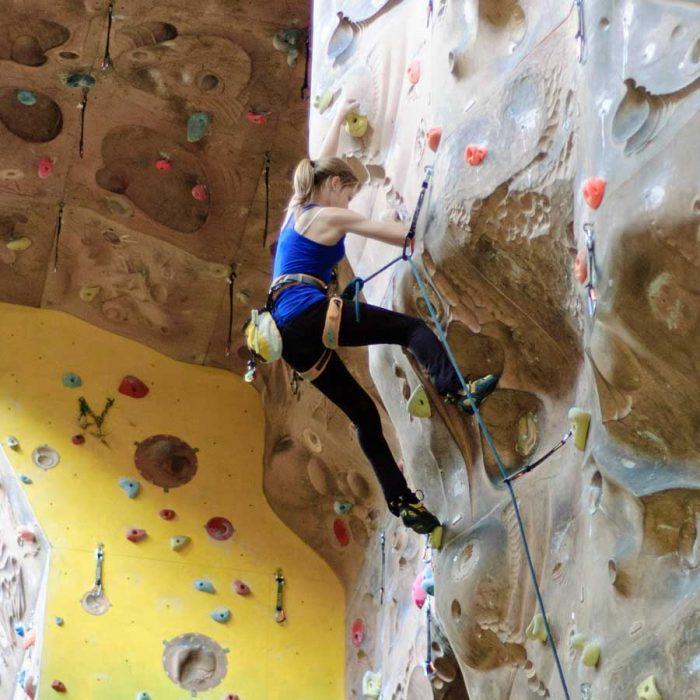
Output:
top-left (246, 111), bottom-right (268, 125)
top-left (412, 571), bottom-right (427, 609)
top-left (351, 618), bottom-right (364, 647)
top-left (224, 695), bottom-right (240, 700)
top-left (71, 434), bottom-right (85, 445)
top-left (574, 249), bottom-right (588, 284)
top-left (205, 516), bottom-right (234, 541)
top-left (407, 60), bottom-right (420, 85)
top-left (126, 528), bottom-right (147, 543)
top-left (192, 184), bottom-right (208, 201)
top-left (159, 508), bottom-right (176, 521)
top-left (38, 157), bottom-right (53, 179)
top-left (582, 177), bottom-right (606, 209)
top-left (333, 518), bottom-right (351, 547)
top-left (118, 375), bottom-right (149, 399)
top-left (426, 127), bottom-right (442, 152)
top-left (155, 158), bottom-right (172, 171)
top-left (233, 579), bottom-right (251, 596)
top-left (464, 145), bottom-right (487, 166)
top-left (51, 680), bottom-right (66, 692)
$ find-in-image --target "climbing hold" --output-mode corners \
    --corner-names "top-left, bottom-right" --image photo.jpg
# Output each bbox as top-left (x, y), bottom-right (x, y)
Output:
top-left (15, 625), bottom-right (25, 636)
top-left (273, 28), bottom-right (304, 66)
top-left (568, 407), bottom-right (591, 451)
top-left (126, 528), bottom-right (147, 543)
top-left (333, 517), bottom-right (351, 547)
top-left (54, 616), bottom-right (64, 626)
top-left (344, 111), bottom-right (369, 138)
top-left (6, 237), bottom-right (32, 251)
top-left (21, 628), bottom-right (36, 649)
top-left (155, 158), bottom-right (172, 171)
top-left (6, 435), bottom-right (20, 450)
top-left (313, 90), bottom-right (335, 114)
top-left (191, 184), bottom-right (208, 201)
top-left (19, 475), bottom-right (33, 484)
top-left (38, 157), bottom-right (53, 179)
top-left (62, 372), bottom-right (82, 388)
top-left (118, 477), bottom-right (141, 499)
top-left (17, 90), bottom-right (37, 106)
top-left (223, 695), bottom-right (240, 700)
top-left (526, 613), bottom-right (548, 643)
top-left (407, 384), bottom-right (431, 418)
top-left (426, 127), bottom-right (442, 152)
top-left (574, 249), bottom-right (588, 284)
top-left (581, 641), bottom-right (600, 667)
top-left (351, 618), bottom-right (364, 647)
top-left (159, 508), bottom-right (176, 520)
top-left (246, 111), bottom-right (268, 125)
top-left (428, 526), bottom-right (443, 550)
top-left (412, 571), bottom-right (427, 609)
top-left (187, 111), bottom-right (211, 143)
top-left (66, 72), bottom-right (95, 88)
top-left (637, 675), bottom-right (662, 700)
top-left (582, 177), bottom-right (606, 209)
top-left (79, 285), bottom-right (101, 303)
top-left (32, 445), bottom-right (60, 470)
top-left (71, 434), bottom-right (85, 445)
top-left (17, 526), bottom-right (36, 543)
top-left (205, 516), bottom-right (234, 541)
top-left (170, 535), bottom-right (191, 551)
top-left (233, 579), bottom-right (251, 596)
top-left (334, 500), bottom-right (353, 515)
top-left (51, 680), bottom-right (67, 692)
top-left (210, 608), bottom-right (231, 623)
top-left (135, 693), bottom-right (151, 700)
top-left (571, 632), bottom-right (587, 651)
top-left (407, 60), bottom-right (421, 85)
top-left (464, 145), bottom-right (487, 166)
top-left (362, 671), bottom-right (382, 698)
top-left (421, 566), bottom-right (435, 596)
top-left (194, 579), bottom-right (216, 594)
top-left (118, 375), bottom-right (149, 399)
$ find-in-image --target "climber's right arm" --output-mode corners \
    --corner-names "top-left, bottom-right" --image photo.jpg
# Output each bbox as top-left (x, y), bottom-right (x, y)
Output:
top-left (324, 208), bottom-right (409, 247)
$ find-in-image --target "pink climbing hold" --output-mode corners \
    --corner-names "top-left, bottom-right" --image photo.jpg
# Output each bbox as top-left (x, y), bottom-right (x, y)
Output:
top-left (21, 628), bottom-right (36, 650)
top-left (118, 375), bottom-right (149, 399)
top-left (17, 526), bottom-right (36, 543)
top-left (159, 508), bottom-right (176, 521)
top-left (38, 157), bottom-right (53, 179)
top-left (246, 111), bottom-right (268, 125)
top-left (426, 127), bottom-right (442, 152)
top-left (412, 570), bottom-right (427, 609)
top-left (72, 434), bottom-right (85, 445)
top-left (51, 680), bottom-right (66, 692)
top-left (582, 177), bottom-right (606, 209)
top-left (233, 579), bottom-right (251, 596)
top-left (192, 183), bottom-right (208, 201)
top-left (155, 158), bottom-right (172, 171)
top-left (126, 528), bottom-right (147, 543)
top-left (574, 249), bottom-right (588, 284)
top-left (464, 145), bottom-right (487, 166)
top-left (333, 518), bottom-right (351, 547)
top-left (351, 618), bottom-right (364, 647)
top-left (205, 516), bottom-right (234, 541)
top-left (407, 60), bottom-right (420, 85)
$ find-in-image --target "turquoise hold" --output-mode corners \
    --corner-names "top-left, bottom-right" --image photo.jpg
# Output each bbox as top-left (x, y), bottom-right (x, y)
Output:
top-left (334, 500), bottom-right (353, 515)
top-left (66, 72), bottom-right (96, 88)
top-left (17, 90), bottom-right (37, 106)
top-left (194, 579), bottom-right (215, 594)
top-left (62, 372), bottom-right (82, 388)
top-left (136, 693), bottom-right (151, 700)
top-left (210, 608), bottom-right (231, 623)
top-left (54, 616), bottom-right (64, 626)
top-left (187, 112), bottom-right (211, 143)
top-left (20, 475), bottom-right (33, 484)
top-left (421, 566), bottom-right (435, 596)
top-left (118, 478), bottom-right (141, 498)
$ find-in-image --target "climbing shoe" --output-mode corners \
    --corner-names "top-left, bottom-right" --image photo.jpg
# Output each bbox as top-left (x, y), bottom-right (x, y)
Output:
top-left (389, 494), bottom-right (441, 536)
top-left (447, 374), bottom-right (499, 415)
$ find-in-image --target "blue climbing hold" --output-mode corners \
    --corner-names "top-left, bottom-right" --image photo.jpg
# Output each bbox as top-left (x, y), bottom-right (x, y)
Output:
top-left (54, 616), bottom-right (64, 626)
top-left (62, 372), bottom-right (82, 388)
top-left (135, 693), bottom-right (151, 700)
top-left (210, 608), bottom-right (231, 623)
top-left (187, 112), bottom-right (211, 143)
top-left (19, 475), bottom-right (33, 485)
top-left (118, 477), bottom-right (141, 498)
top-left (421, 566), bottom-right (435, 596)
top-left (17, 90), bottom-right (37, 106)
top-left (66, 72), bottom-right (96, 89)
top-left (15, 625), bottom-right (25, 637)
top-left (194, 579), bottom-right (215, 594)
top-left (333, 500), bottom-right (353, 515)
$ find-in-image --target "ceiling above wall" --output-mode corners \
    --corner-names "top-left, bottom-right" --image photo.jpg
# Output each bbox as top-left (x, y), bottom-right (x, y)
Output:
top-left (0, 0), bottom-right (311, 375)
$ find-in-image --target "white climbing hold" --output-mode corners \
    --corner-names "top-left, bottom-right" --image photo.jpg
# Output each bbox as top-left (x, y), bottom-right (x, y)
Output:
top-left (362, 670), bottom-right (382, 698)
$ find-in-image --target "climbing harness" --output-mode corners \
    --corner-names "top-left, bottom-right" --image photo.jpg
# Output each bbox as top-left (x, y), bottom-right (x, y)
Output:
top-left (52, 201), bottom-right (64, 272)
top-left (583, 222), bottom-right (597, 316)
top-left (78, 88), bottom-right (89, 159)
top-left (262, 153), bottom-right (271, 248)
top-left (379, 531), bottom-right (386, 605)
top-left (101, 0), bottom-right (115, 71)
top-left (274, 568), bottom-right (286, 623)
top-left (225, 269), bottom-right (237, 357)
top-left (503, 429), bottom-right (572, 483)
top-left (574, 0), bottom-right (586, 64)
top-left (424, 599), bottom-right (435, 677)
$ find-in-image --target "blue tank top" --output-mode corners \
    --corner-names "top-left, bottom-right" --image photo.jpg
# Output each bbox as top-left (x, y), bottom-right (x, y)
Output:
top-left (271, 204), bottom-right (345, 326)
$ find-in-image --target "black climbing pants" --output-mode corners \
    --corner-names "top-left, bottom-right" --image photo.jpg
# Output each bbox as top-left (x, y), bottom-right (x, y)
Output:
top-left (278, 298), bottom-right (463, 504)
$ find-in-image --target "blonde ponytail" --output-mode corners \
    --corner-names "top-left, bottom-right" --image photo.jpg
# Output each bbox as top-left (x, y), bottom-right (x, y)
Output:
top-left (288, 156), bottom-right (360, 211)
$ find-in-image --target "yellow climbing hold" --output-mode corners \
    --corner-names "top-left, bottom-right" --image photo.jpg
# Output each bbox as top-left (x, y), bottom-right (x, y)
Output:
top-left (568, 407), bottom-right (591, 451)
top-left (362, 670), bottom-right (381, 698)
top-left (571, 632), bottom-right (587, 651)
top-left (79, 286), bottom-right (101, 303)
top-left (344, 111), bottom-right (368, 138)
top-left (407, 384), bottom-right (431, 418)
top-left (637, 675), bottom-right (662, 700)
top-left (313, 90), bottom-right (335, 114)
top-left (581, 641), bottom-right (600, 667)
top-left (6, 237), bottom-right (32, 251)
top-left (526, 613), bottom-right (548, 643)
top-left (428, 525), bottom-right (443, 550)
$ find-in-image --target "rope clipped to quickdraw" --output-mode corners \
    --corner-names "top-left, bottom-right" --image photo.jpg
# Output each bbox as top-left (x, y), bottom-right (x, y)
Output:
top-left (583, 222), bottom-right (597, 315)
top-left (575, 0), bottom-right (586, 63)
top-left (262, 152), bottom-right (271, 248)
top-left (503, 430), bottom-right (572, 483)
top-left (101, 0), bottom-right (114, 70)
top-left (52, 201), bottom-right (64, 272)
top-left (379, 531), bottom-right (386, 605)
top-left (224, 268), bottom-right (237, 356)
top-left (274, 568), bottom-right (286, 623)
top-left (79, 88), bottom-right (89, 158)
top-left (407, 254), bottom-right (571, 700)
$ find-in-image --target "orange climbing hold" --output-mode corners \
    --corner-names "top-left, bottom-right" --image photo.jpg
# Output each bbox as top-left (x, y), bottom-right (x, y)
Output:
top-left (582, 177), bottom-right (606, 209)
top-left (574, 249), bottom-right (588, 284)
top-left (464, 145), bottom-right (487, 166)
top-left (426, 127), bottom-right (442, 152)
top-left (155, 158), bottom-right (172, 171)
top-left (246, 111), bottom-right (268, 125)
top-left (407, 60), bottom-right (420, 85)
top-left (51, 680), bottom-right (66, 692)
top-left (191, 184), bottom-right (208, 201)
top-left (38, 157), bottom-right (53, 179)
top-left (351, 618), bottom-right (364, 647)
top-left (333, 517), bottom-right (351, 547)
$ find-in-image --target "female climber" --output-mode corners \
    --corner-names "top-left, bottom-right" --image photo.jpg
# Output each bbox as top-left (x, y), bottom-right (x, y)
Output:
top-left (269, 98), bottom-right (498, 536)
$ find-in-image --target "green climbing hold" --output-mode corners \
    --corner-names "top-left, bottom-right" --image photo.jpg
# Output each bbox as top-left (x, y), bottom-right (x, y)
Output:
top-left (65, 72), bottom-right (96, 89)
top-left (526, 613), bottom-right (548, 643)
top-left (581, 641), bottom-right (600, 667)
top-left (407, 384), bottom-right (431, 418)
top-left (17, 90), bottom-right (37, 106)
top-left (135, 692), bottom-right (151, 700)
top-left (273, 29), bottom-right (304, 66)
top-left (568, 407), bottom-right (591, 451)
top-left (187, 112), bottom-right (211, 143)
top-left (334, 501), bottom-right (353, 515)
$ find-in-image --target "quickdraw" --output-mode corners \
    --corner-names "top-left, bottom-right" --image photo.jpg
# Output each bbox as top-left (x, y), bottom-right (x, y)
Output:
top-left (379, 531), bottom-right (386, 605)
top-left (584, 222), bottom-right (597, 316)
top-left (575, 0), bottom-right (586, 64)
top-left (274, 568), bottom-right (286, 623)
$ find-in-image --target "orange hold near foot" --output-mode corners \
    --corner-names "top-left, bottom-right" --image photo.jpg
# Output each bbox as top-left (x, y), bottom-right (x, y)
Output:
top-left (582, 177), bottom-right (606, 209)
top-left (407, 60), bottom-right (420, 85)
top-left (51, 680), bottom-right (66, 692)
top-left (464, 145), bottom-right (487, 166)
top-left (427, 127), bottom-right (442, 152)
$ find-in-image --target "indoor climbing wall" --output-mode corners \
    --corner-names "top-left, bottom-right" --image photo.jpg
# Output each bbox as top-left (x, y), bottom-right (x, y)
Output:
top-left (0, 302), bottom-right (343, 698)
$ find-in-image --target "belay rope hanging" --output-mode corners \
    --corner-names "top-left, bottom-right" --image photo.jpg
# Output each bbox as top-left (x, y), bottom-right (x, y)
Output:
top-left (343, 166), bottom-right (572, 700)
